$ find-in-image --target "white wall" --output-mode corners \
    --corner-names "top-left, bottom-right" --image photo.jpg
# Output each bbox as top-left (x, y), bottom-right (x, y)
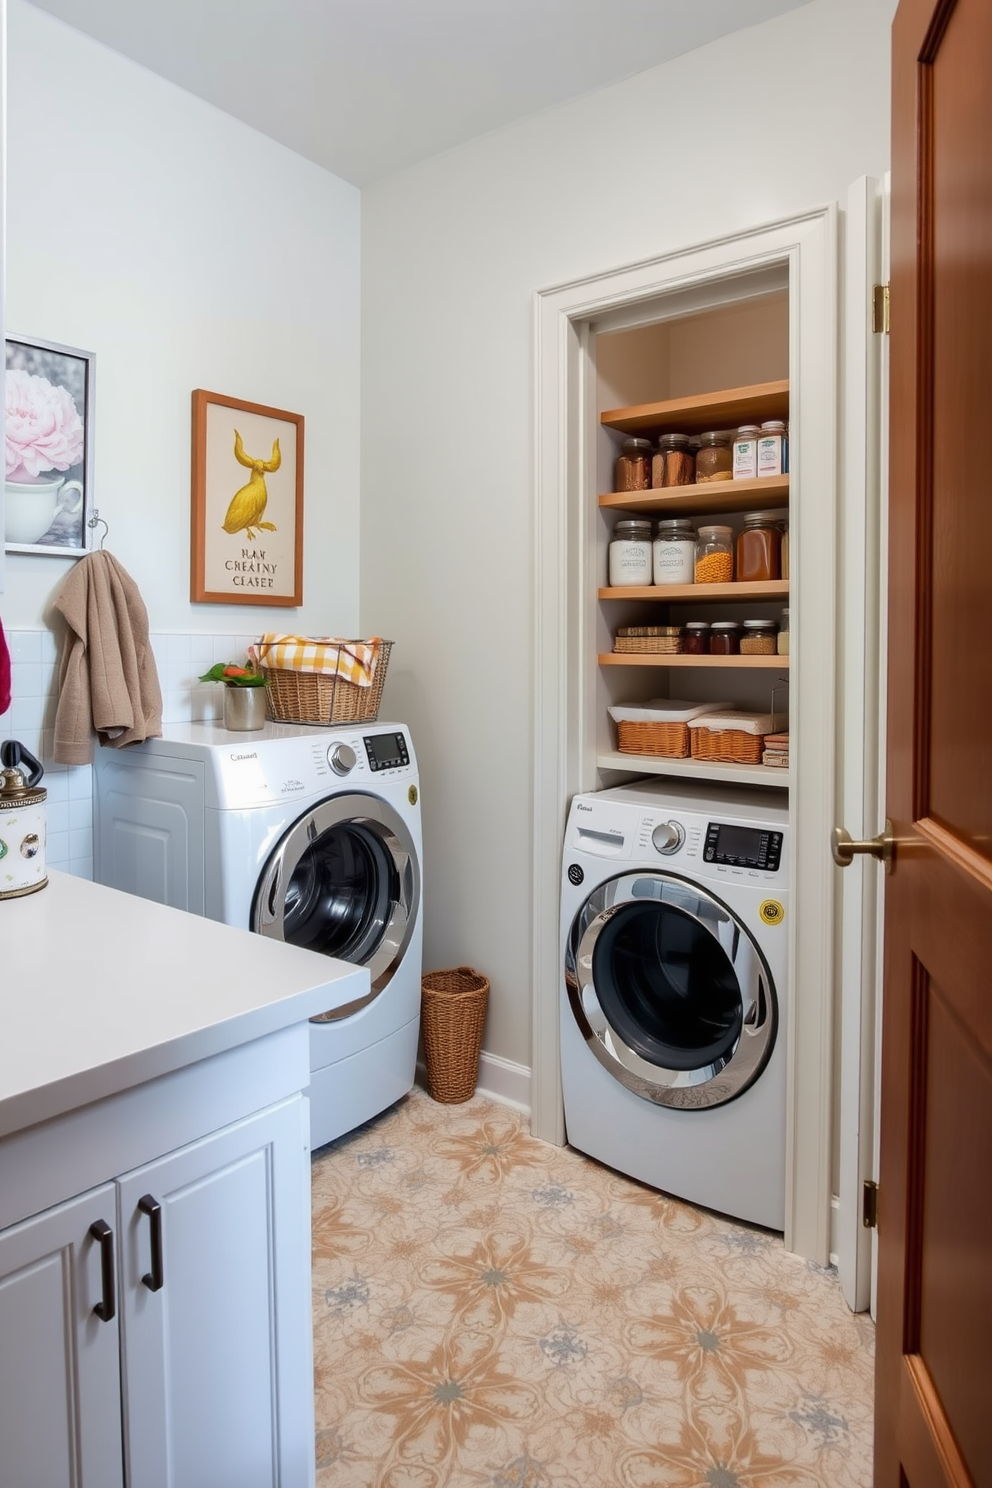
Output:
top-left (360, 0), bottom-right (897, 1077)
top-left (4, 0), bottom-right (361, 638)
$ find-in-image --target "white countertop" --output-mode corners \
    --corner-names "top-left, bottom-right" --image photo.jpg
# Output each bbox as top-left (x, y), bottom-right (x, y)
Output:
top-left (0, 871), bottom-right (369, 1139)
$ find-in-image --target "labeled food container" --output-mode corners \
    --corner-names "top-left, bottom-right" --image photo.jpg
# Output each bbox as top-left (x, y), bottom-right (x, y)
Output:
top-left (739, 619), bottom-right (777, 655)
top-left (695, 524), bottom-right (734, 584)
top-left (709, 621), bottom-right (741, 655)
top-left (757, 420), bottom-right (788, 476)
top-left (653, 519), bottom-right (696, 585)
top-left (608, 519), bottom-right (653, 586)
top-left (695, 432), bottom-right (733, 484)
top-left (732, 425), bottom-right (760, 480)
top-left (614, 438), bottom-right (653, 492)
top-left (682, 621), bottom-right (711, 655)
top-left (652, 433), bottom-right (695, 488)
top-left (736, 511), bottom-right (782, 583)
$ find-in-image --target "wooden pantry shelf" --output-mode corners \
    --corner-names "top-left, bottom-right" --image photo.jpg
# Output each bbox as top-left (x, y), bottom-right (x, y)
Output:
top-left (596, 752), bottom-right (789, 789)
top-left (599, 580), bottom-right (789, 603)
top-left (600, 474), bottom-right (789, 515)
top-left (599, 653), bottom-right (789, 669)
top-left (600, 379), bottom-right (789, 437)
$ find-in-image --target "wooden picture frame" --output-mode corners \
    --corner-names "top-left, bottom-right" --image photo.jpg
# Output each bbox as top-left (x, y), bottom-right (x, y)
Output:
top-left (190, 388), bottom-right (304, 605)
top-left (5, 335), bottom-right (96, 556)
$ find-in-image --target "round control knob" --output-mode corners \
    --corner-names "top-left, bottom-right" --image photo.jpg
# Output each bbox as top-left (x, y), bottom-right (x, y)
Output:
top-left (327, 742), bottom-right (357, 776)
top-left (651, 820), bottom-right (685, 855)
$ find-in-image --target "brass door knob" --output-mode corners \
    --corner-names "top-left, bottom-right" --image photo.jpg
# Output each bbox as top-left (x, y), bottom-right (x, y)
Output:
top-left (831, 819), bottom-right (894, 873)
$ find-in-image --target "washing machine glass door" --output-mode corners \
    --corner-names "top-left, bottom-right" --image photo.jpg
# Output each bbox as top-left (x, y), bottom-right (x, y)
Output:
top-left (565, 872), bottom-right (776, 1109)
top-left (252, 793), bottom-right (420, 1022)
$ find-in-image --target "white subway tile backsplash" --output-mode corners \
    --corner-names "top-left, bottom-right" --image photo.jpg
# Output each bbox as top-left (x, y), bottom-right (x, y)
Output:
top-left (3, 625), bottom-right (264, 877)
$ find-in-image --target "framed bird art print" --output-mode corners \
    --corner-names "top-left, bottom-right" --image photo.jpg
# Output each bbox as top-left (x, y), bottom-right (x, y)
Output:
top-left (190, 388), bottom-right (304, 605)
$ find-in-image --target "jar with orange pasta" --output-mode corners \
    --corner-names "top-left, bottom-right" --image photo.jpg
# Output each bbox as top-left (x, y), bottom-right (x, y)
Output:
top-left (695, 525), bottom-right (734, 584)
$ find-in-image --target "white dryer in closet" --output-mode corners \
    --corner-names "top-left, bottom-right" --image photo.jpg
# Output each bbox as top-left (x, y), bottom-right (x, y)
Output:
top-left (560, 778), bottom-right (789, 1230)
top-left (94, 720), bottom-right (422, 1150)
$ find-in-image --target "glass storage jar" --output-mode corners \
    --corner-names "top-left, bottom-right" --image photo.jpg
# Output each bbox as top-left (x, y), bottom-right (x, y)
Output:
top-left (757, 420), bottom-right (788, 476)
top-left (614, 438), bottom-right (653, 492)
top-left (695, 432), bottom-right (733, 484)
top-left (653, 518), bottom-right (696, 585)
top-left (682, 621), bottom-right (711, 655)
top-left (608, 518), bottom-right (653, 586)
top-left (739, 619), bottom-right (777, 655)
top-left (732, 425), bottom-right (760, 481)
top-left (652, 432), bottom-right (695, 488)
top-left (735, 511), bottom-right (782, 583)
top-left (777, 607), bottom-right (790, 655)
top-left (695, 524), bottom-right (734, 584)
top-left (709, 621), bottom-right (741, 655)
top-left (779, 521), bottom-right (789, 580)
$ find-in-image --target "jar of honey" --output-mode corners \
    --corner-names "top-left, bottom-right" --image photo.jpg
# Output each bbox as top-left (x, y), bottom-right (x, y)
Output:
top-left (735, 511), bottom-right (782, 583)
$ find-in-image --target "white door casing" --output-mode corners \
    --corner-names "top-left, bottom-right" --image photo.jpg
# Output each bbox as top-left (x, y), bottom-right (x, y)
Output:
top-left (533, 206), bottom-right (839, 1262)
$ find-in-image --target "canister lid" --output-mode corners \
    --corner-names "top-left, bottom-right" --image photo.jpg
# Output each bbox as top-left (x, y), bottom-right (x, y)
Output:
top-left (742, 510), bottom-right (783, 526)
top-left (743, 619), bottom-right (775, 629)
top-left (0, 765), bottom-right (47, 803)
top-left (736, 425), bottom-right (761, 437)
top-left (657, 432), bottom-right (691, 450)
top-left (697, 524), bottom-right (733, 537)
top-left (698, 431), bottom-right (730, 447)
top-left (684, 621), bottom-right (711, 631)
top-left (654, 518), bottom-right (695, 535)
top-left (620, 437), bottom-right (653, 453)
top-left (612, 519), bottom-right (653, 537)
top-left (710, 621), bottom-right (741, 631)
top-left (760, 420), bottom-right (787, 432)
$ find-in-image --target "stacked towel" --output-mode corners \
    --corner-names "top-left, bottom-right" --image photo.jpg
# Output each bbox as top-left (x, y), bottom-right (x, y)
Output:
top-left (250, 635), bottom-right (382, 687)
top-left (52, 551), bottom-right (163, 764)
top-left (762, 730), bottom-right (790, 768)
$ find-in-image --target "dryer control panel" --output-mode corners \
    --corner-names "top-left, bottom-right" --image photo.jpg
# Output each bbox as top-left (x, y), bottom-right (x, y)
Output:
top-left (703, 821), bottom-right (783, 872)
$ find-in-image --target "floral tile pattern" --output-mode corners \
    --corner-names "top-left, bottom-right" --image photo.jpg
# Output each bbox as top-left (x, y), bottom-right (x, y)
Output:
top-left (312, 1090), bottom-right (874, 1487)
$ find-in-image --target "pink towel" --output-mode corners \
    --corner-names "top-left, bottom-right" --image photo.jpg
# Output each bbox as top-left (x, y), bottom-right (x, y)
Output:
top-left (0, 616), bottom-right (10, 716)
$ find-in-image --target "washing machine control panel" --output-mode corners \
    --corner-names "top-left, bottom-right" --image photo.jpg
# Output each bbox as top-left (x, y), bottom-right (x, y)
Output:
top-left (363, 729), bottom-right (410, 772)
top-left (651, 820), bottom-right (685, 855)
top-left (703, 821), bottom-right (783, 872)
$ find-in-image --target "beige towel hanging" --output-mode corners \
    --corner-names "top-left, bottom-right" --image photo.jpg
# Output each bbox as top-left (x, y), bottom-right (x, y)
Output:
top-left (52, 551), bottom-right (163, 765)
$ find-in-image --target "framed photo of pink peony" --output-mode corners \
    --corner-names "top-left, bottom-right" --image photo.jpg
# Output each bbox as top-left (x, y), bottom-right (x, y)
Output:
top-left (5, 335), bottom-right (96, 556)
top-left (190, 388), bottom-right (304, 606)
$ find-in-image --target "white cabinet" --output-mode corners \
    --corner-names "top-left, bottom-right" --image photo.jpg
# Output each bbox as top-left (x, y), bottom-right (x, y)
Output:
top-left (0, 1184), bottom-right (124, 1487)
top-left (0, 1028), bottom-right (317, 1488)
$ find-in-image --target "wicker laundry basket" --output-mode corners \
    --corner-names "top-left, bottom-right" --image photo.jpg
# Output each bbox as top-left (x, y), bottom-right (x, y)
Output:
top-left (421, 966), bottom-right (490, 1103)
top-left (258, 639), bottom-right (392, 725)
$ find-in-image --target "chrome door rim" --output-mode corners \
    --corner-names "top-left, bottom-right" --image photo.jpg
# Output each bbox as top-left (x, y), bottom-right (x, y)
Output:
top-left (565, 871), bottom-right (776, 1110)
top-left (253, 793), bottom-right (420, 1021)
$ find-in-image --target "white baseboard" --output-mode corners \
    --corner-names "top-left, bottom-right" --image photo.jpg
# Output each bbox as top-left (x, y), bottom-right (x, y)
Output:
top-left (415, 1050), bottom-right (531, 1118)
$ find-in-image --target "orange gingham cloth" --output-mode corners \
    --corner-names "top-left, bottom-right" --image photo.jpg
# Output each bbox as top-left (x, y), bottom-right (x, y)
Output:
top-left (250, 635), bottom-right (382, 687)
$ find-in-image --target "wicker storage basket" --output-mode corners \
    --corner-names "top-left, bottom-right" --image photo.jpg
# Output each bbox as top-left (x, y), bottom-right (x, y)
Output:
top-left (616, 720), bottom-right (690, 757)
top-left (260, 640), bottom-right (392, 725)
top-left (421, 966), bottom-right (490, 1103)
top-left (690, 727), bottom-right (765, 764)
top-left (613, 625), bottom-right (683, 656)
top-left (687, 710), bottom-right (787, 764)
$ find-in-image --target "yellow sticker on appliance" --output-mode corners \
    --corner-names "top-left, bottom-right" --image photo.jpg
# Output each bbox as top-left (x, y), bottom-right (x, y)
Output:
top-left (759, 899), bottom-right (785, 926)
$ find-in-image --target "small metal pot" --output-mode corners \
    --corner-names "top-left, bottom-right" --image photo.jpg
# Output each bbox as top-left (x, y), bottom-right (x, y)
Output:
top-left (0, 740), bottom-right (48, 898)
top-left (223, 685), bottom-right (267, 731)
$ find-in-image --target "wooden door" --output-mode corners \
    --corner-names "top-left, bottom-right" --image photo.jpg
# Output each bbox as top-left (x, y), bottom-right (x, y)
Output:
top-left (876, 0), bottom-right (992, 1483)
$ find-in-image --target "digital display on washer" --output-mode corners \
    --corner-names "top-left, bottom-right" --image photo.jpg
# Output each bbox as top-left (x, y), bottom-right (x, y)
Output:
top-left (364, 731), bottom-right (409, 771)
top-left (703, 821), bottom-right (782, 871)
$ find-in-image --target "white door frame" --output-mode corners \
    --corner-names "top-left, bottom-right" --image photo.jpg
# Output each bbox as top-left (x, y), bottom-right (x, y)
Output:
top-left (532, 207), bottom-right (839, 1263)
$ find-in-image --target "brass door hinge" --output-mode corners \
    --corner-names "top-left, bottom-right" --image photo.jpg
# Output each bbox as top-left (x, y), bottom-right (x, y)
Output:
top-left (872, 283), bottom-right (890, 335)
top-left (862, 1179), bottom-right (879, 1229)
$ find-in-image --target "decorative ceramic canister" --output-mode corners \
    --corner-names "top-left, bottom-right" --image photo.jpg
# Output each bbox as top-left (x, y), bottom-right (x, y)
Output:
top-left (0, 741), bottom-right (48, 898)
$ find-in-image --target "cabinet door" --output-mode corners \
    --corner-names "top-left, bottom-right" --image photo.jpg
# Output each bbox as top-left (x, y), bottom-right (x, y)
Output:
top-left (117, 1095), bottom-right (314, 1488)
top-left (0, 1184), bottom-right (124, 1488)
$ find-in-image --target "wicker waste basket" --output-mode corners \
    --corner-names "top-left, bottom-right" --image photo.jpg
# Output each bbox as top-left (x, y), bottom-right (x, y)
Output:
top-left (421, 966), bottom-right (490, 1103)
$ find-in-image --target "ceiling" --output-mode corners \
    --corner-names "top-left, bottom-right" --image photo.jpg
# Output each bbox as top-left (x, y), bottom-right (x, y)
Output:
top-left (27, 0), bottom-right (812, 187)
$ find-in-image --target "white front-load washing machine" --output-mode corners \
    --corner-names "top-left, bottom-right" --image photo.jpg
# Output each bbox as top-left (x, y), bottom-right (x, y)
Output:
top-left (94, 720), bottom-right (422, 1149)
top-left (560, 778), bottom-right (789, 1229)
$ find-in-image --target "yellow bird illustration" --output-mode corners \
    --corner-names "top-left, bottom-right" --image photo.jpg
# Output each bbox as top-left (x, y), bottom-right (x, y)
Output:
top-left (222, 430), bottom-right (281, 540)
